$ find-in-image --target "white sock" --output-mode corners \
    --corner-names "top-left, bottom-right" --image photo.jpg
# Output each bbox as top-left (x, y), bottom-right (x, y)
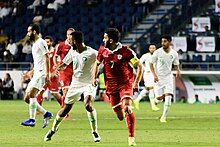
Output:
top-left (149, 89), bottom-right (156, 107)
top-left (29, 98), bottom-right (37, 119)
top-left (51, 114), bottom-right (64, 132)
top-left (135, 89), bottom-right (147, 102)
top-left (161, 95), bottom-right (172, 118)
top-left (87, 109), bottom-right (98, 132)
top-left (36, 101), bottom-right (47, 115)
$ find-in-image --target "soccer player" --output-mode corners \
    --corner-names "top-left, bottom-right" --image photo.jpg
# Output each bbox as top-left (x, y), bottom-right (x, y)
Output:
top-left (149, 35), bottom-right (180, 123)
top-left (53, 28), bottom-right (75, 120)
top-left (20, 24), bottom-right (52, 128)
top-left (133, 43), bottom-right (160, 111)
top-left (92, 28), bottom-right (143, 146)
top-left (36, 36), bottom-right (62, 107)
top-left (44, 31), bottom-right (101, 142)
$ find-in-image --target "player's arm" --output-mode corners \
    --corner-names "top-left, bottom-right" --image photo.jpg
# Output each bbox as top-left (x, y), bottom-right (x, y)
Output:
top-left (44, 53), bottom-right (50, 86)
top-left (174, 64), bottom-right (181, 78)
top-left (149, 63), bottom-right (158, 83)
top-left (92, 60), bottom-right (101, 87)
top-left (130, 56), bottom-right (143, 92)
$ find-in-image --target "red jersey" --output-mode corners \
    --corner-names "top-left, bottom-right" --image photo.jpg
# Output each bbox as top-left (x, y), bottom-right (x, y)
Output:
top-left (55, 40), bottom-right (73, 76)
top-left (97, 44), bottom-right (135, 94)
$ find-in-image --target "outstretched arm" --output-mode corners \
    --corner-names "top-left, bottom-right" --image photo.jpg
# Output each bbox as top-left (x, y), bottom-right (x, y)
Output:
top-left (133, 60), bottom-right (143, 92)
top-left (92, 61), bottom-right (100, 87)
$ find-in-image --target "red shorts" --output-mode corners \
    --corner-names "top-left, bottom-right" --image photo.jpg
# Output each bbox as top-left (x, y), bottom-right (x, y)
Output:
top-left (43, 76), bottom-right (59, 92)
top-left (107, 88), bottom-right (133, 112)
top-left (59, 72), bottom-right (72, 89)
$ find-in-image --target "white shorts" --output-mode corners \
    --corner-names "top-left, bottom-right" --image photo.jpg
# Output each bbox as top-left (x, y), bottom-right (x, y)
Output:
top-left (154, 77), bottom-right (174, 97)
top-left (65, 84), bottom-right (97, 104)
top-left (26, 71), bottom-right (46, 93)
top-left (143, 71), bottom-right (154, 87)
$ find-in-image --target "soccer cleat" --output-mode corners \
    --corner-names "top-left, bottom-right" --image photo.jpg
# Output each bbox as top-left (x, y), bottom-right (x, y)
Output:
top-left (42, 112), bottom-right (53, 128)
top-left (160, 117), bottom-right (167, 123)
top-left (128, 137), bottom-right (136, 146)
top-left (92, 131), bottom-right (101, 142)
top-left (44, 130), bottom-right (55, 141)
top-left (21, 119), bottom-right (36, 127)
top-left (152, 106), bottom-right (160, 111)
top-left (133, 100), bottom-right (140, 110)
top-left (154, 99), bottom-right (158, 106)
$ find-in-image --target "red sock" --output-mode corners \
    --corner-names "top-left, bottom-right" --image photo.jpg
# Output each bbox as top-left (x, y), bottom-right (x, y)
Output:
top-left (36, 95), bottom-right (43, 106)
top-left (61, 96), bottom-right (65, 107)
top-left (126, 112), bottom-right (135, 137)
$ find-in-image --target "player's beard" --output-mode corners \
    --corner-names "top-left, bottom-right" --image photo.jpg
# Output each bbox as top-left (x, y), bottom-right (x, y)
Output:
top-left (29, 34), bottom-right (35, 41)
top-left (105, 40), bottom-right (111, 48)
top-left (72, 44), bottom-right (77, 50)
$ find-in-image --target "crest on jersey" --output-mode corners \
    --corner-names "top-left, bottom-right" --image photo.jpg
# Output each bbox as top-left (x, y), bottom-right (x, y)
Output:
top-left (117, 54), bottom-right (122, 60)
top-left (82, 56), bottom-right (87, 62)
top-left (170, 55), bottom-right (173, 59)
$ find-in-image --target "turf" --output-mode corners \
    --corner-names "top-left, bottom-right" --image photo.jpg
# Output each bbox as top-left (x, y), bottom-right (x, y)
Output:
top-left (0, 100), bottom-right (220, 147)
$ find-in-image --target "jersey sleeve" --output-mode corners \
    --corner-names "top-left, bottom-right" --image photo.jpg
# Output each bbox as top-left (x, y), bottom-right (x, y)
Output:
top-left (173, 51), bottom-right (180, 65)
top-left (96, 46), bottom-right (104, 63)
top-left (40, 40), bottom-right (49, 55)
top-left (62, 49), bottom-right (73, 65)
top-left (128, 48), bottom-right (139, 66)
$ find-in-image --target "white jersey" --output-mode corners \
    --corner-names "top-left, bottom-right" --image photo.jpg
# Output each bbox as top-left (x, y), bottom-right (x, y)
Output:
top-left (140, 52), bottom-right (154, 87)
top-left (150, 47), bottom-right (179, 79)
top-left (32, 37), bottom-right (49, 73)
top-left (62, 46), bottom-right (98, 87)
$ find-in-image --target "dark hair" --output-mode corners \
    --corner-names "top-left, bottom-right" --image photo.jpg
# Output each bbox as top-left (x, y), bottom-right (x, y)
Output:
top-left (104, 28), bottom-right (120, 42)
top-left (44, 35), bottom-right (54, 42)
top-left (29, 24), bottom-right (40, 34)
top-left (161, 35), bottom-right (172, 42)
top-left (71, 31), bottom-right (84, 43)
top-left (148, 42), bottom-right (157, 48)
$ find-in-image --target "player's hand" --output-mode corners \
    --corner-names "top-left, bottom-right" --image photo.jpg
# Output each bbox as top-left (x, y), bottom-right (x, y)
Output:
top-left (92, 79), bottom-right (98, 87)
top-left (154, 75), bottom-right (159, 83)
top-left (133, 83), bottom-right (139, 93)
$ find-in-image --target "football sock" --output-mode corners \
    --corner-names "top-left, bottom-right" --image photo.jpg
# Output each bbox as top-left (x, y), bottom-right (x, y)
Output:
top-left (36, 95), bottom-right (43, 106)
top-left (29, 98), bottom-right (37, 119)
top-left (149, 89), bottom-right (156, 107)
top-left (135, 89), bottom-right (147, 102)
top-left (87, 109), bottom-right (98, 132)
top-left (126, 112), bottom-right (135, 137)
top-left (161, 95), bottom-right (172, 118)
top-left (51, 114), bottom-right (64, 132)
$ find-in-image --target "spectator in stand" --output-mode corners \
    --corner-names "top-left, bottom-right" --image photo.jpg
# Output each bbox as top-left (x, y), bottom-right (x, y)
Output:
top-left (42, 10), bottom-right (53, 27)
top-left (203, 25), bottom-right (211, 36)
top-left (27, 0), bottom-right (45, 13)
top-left (0, 28), bottom-right (8, 45)
top-left (32, 10), bottom-right (43, 25)
top-left (177, 49), bottom-right (187, 63)
top-left (2, 73), bottom-right (14, 99)
top-left (6, 38), bottom-right (18, 58)
top-left (0, 2), bottom-right (11, 22)
top-left (214, 96), bottom-right (220, 104)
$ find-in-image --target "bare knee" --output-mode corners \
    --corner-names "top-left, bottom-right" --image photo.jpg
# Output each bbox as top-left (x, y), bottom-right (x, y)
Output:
top-left (124, 104), bottom-right (132, 114)
top-left (84, 95), bottom-right (94, 112)
top-left (59, 104), bottom-right (72, 117)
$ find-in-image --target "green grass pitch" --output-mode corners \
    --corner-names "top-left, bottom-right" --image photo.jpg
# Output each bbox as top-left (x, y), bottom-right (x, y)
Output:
top-left (0, 100), bottom-right (220, 147)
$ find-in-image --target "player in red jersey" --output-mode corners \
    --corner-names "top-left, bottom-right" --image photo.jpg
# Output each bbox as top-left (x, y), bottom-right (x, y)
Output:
top-left (36, 36), bottom-right (62, 108)
top-left (92, 28), bottom-right (143, 146)
top-left (53, 28), bottom-right (75, 120)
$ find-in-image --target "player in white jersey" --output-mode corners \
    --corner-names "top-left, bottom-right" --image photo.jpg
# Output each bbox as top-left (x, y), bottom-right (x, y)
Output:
top-left (133, 43), bottom-right (160, 111)
top-left (44, 31), bottom-right (101, 142)
top-left (21, 24), bottom-right (52, 128)
top-left (149, 35), bottom-right (180, 123)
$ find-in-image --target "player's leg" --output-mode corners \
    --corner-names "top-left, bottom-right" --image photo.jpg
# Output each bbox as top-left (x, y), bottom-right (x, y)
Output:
top-left (36, 85), bottom-right (47, 106)
top-left (160, 81), bottom-right (173, 122)
top-left (148, 87), bottom-right (160, 111)
top-left (44, 103), bottom-right (73, 141)
top-left (133, 88), bottom-right (147, 110)
top-left (61, 87), bottom-right (70, 120)
top-left (84, 85), bottom-right (101, 142)
top-left (51, 92), bottom-right (62, 106)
